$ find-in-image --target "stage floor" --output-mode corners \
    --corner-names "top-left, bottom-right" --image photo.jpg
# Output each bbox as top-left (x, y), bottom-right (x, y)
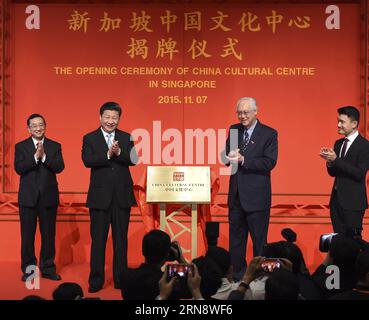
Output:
top-left (0, 262), bottom-right (123, 300)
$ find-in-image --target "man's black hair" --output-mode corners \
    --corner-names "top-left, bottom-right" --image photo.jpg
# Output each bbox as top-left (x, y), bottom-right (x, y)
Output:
top-left (262, 241), bottom-right (304, 274)
top-left (192, 256), bottom-right (223, 299)
top-left (27, 114), bottom-right (46, 126)
top-left (100, 101), bottom-right (122, 117)
top-left (337, 106), bottom-right (360, 126)
top-left (52, 282), bottom-right (84, 300)
top-left (142, 230), bottom-right (171, 265)
top-left (22, 295), bottom-right (46, 300)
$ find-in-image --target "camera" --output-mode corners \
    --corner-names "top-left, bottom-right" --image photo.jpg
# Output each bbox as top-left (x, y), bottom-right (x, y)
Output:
top-left (318, 227), bottom-right (368, 253)
top-left (166, 263), bottom-right (194, 280)
top-left (261, 258), bottom-right (282, 272)
top-left (319, 233), bottom-right (338, 253)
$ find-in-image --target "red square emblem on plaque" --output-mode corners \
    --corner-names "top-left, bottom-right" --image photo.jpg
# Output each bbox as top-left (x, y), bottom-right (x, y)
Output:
top-left (173, 172), bottom-right (184, 181)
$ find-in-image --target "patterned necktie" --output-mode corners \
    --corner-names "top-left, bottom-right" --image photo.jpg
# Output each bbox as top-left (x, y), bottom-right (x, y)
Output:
top-left (339, 138), bottom-right (349, 158)
top-left (240, 129), bottom-right (249, 154)
top-left (106, 133), bottom-right (113, 148)
top-left (36, 141), bottom-right (42, 161)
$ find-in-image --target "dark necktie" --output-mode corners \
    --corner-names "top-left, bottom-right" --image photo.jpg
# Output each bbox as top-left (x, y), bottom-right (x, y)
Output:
top-left (240, 129), bottom-right (249, 154)
top-left (339, 138), bottom-right (349, 158)
top-left (35, 142), bottom-right (41, 187)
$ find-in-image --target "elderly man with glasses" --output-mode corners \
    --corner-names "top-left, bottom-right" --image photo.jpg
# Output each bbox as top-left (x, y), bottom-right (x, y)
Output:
top-left (223, 97), bottom-right (278, 281)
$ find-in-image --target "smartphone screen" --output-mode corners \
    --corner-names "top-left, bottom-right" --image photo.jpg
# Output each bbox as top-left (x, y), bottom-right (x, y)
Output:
top-left (261, 258), bottom-right (281, 272)
top-left (167, 263), bottom-right (192, 279)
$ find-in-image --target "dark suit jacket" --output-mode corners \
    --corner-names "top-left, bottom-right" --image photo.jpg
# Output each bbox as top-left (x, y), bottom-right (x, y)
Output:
top-left (82, 128), bottom-right (138, 210)
top-left (224, 121), bottom-right (278, 212)
top-left (120, 263), bottom-right (163, 300)
top-left (14, 137), bottom-right (64, 207)
top-left (327, 134), bottom-right (369, 211)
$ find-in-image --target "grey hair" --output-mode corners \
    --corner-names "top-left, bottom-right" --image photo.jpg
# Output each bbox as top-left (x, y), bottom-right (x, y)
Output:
top-left (236, 97), bottom-right (258, 112)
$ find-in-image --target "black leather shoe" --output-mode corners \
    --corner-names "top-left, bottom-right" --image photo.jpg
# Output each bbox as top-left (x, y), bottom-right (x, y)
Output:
top-left (41, 273), bottom-right (61, 281)
top-left (88, 286), bottom-right (102, 293)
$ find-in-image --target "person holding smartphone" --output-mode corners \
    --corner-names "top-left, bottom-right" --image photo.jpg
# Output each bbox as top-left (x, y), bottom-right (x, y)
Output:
top-left (120, 229), bottom-right (186, 300)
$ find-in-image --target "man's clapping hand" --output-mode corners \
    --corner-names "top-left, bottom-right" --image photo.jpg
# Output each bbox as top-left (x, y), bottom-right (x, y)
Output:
top-left (225, 148), bottom-right (244, 164)
top-left (35, 141), bottom-right (45, 160)
top-left (108, 140), bottom-right (120, 157)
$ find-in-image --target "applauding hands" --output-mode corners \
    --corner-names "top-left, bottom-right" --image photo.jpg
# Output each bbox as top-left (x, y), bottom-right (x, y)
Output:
top-left (35, 141), bottom-right (45, 161)
top-left (108, 139), bottom-right (121, 158)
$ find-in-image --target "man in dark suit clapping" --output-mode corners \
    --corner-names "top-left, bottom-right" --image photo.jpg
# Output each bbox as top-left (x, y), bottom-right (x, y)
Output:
top-left (15, 114), bottom-right (64, 282)
top-left (223, 97), bottom-right (278, 281)
top-left (320, 106), bottom-right (369, 236)
top-left (82, 102), bottom-right (138, 293)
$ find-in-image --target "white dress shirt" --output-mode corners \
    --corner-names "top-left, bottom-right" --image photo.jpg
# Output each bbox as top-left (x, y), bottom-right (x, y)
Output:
top-left (339, 130), bottom-right (359, 157)
top-left (211, 278), bottom-right (240, 300)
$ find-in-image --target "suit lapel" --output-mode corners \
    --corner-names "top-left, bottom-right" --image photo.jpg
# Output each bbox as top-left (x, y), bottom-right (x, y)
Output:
top-left (245, 120), bottom-right (261, 153)
top-left (114, 129), bottom-right (121, 141)
top-left (115, 129), bottom-right (127, 150)
top-left (43, 137), bottom-right (51, 153)
top-left (96, 128), bottom-right (109, 151)
top-left (25, 137), bottom-right (37, 155)
top-left (236, 123), bottom-right (244, 148)
top-left (344, 134), bottom-right (361, 158)
top-left (335, 138), bottom-right (344, 155)
top-left (250, 121), bottom-right (262, 142)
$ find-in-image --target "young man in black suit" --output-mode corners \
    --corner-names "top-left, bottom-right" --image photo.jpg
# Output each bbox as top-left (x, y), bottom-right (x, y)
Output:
top-left (82, 102), bottom-right (138, 293)
top-left (223, 97), bottom-right (278, 281)
top-left (320, 106), bottom-right (369, 235)
top-left (14, 114), bottom-right (64, 281)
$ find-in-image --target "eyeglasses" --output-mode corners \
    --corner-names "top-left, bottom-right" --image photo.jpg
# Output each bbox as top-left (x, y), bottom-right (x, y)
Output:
top-left (236, 110), bottom-right (255, 117)
top-left (29, 124), bottom-right (45, 129)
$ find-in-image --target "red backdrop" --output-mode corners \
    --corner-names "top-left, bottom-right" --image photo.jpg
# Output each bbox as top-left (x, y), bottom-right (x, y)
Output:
top-left (0, 1), bottom-right (368, 294)
top-left (4, 3), bottom-right (361, 197)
